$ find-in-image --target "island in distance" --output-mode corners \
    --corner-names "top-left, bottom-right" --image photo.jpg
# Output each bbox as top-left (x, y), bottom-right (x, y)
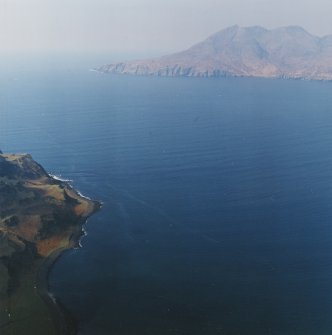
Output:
top-left (0, 151), bottom-right (100, 335)
top-left (97, 25), bottom-right (332, 81)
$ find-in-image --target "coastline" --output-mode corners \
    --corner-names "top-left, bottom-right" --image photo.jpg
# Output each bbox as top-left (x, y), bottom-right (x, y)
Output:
top-left (0, 152), bottom-right (101, 335)
top-left (94, 68), bottom-right (332, 82)
top-left (37, 247), bottom-right (73, 335)
top-left (35, 200), bottom-right (101, 335)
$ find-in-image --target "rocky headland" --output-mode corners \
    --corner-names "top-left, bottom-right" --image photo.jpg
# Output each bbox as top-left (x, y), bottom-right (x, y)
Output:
top-left (0, 151), bottom-right (100, 335)
top-left (97, 25), bottom-right (332, 81)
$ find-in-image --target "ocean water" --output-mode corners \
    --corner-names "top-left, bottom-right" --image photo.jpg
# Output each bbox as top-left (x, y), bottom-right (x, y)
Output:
top-left (1, 57), bottom-right (332, 335)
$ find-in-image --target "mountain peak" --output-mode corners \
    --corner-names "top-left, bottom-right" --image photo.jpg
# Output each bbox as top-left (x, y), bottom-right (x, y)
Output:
top-left (242, 25), bottom-right (268, 33)
top-left (275, 25), bottom-right (313, 36)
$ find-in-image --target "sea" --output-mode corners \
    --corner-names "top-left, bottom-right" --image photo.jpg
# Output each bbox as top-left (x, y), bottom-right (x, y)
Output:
top-left (1, 55), bottom-right (332, 335)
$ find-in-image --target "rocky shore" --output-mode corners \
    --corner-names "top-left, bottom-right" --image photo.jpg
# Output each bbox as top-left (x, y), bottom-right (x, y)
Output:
top-left (0, 151), bottom-right (100, 334)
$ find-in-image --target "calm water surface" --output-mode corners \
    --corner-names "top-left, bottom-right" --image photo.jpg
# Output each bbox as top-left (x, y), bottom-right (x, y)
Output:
top-left (1, 58), bottom-right (332, 335)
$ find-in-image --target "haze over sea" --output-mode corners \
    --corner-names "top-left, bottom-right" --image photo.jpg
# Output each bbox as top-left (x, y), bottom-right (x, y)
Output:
top-left (1, 56), bottom-right (332, 335)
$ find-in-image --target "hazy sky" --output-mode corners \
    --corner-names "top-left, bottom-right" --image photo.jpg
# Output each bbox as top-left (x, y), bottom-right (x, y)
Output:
top-left (1, 0), bottom-right (332, 54)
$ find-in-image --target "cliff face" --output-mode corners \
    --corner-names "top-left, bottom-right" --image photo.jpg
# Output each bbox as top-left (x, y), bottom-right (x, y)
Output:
top-left (0, 152), bottom-right (100, 333)
top-left (97, 25), bottom-right (332, 81)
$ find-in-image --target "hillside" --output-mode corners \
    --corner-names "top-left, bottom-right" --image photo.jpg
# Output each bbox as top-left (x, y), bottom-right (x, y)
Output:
top-left (0, 152), bottom-right (100, 334)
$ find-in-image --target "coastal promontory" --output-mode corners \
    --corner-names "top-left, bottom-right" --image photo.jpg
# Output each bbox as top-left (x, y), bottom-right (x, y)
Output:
top-left (0, 151), bottom-right (100, 335)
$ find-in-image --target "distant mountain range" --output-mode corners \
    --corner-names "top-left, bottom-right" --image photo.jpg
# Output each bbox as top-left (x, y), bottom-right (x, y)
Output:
top-left (97, 25), bottom-right (332, 81)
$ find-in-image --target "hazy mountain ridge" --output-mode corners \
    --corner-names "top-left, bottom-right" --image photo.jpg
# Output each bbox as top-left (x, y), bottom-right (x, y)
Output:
top-left (98, 25), bottom-right (332, 80)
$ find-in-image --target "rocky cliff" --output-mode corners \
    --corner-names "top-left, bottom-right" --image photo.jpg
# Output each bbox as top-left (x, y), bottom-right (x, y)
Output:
top-left (0, 152), bottom-right (100, 334)
top-left (97, 25), bottom-right (332, 81)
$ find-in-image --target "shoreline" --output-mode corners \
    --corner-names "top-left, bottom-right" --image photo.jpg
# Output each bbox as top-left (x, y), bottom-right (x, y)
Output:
top-left (36, 203), bottom-right (101, 335)
top-left (0, 152), bottom-right (101, 334)
top-left (36, 246), bottom-right (73, 335)
top-left (93, 68), bottom-right (332, 82)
